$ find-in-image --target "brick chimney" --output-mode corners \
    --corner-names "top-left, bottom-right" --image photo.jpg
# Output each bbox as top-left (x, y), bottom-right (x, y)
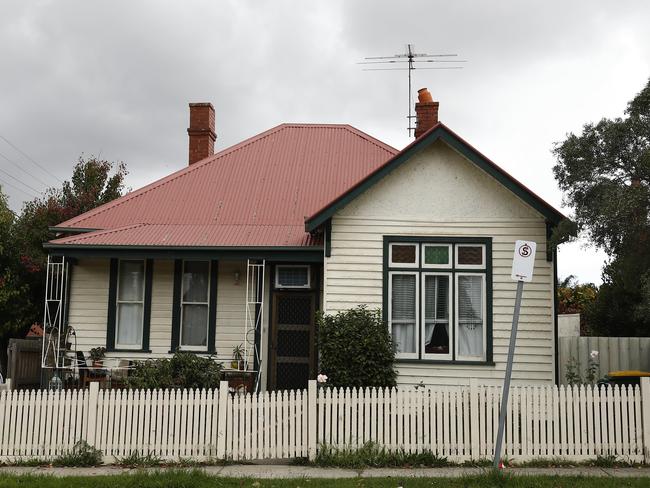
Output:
top-left (187, 102), bottom-right (216, 165)
top-left (414, 88), bottom-right (439, 138)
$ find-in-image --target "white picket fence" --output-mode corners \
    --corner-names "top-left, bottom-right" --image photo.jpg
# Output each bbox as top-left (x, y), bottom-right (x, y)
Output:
top-left (0, 379), bottom-right (649, 463)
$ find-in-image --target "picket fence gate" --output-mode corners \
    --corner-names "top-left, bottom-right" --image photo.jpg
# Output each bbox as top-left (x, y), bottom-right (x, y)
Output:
top-left (0, 379), bottom-right (649, 463)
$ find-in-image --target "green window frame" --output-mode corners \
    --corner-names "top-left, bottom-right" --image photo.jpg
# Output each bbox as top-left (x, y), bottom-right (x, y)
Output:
top-left (383, 236), bottom-right (493, 364)
top-left (106, 258), bottom-right (153, 352)
top-left (170, 259), bottom-right (219, 353)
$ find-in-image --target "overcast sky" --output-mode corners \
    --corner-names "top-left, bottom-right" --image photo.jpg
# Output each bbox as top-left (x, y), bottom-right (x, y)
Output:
top-left (1, 1), bottom-right (649, 284)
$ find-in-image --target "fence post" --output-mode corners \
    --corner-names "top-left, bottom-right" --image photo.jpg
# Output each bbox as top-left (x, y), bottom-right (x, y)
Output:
top-left (85, 381), bottom-right (100, 446)
top-left (641, 377), bottom-right (650, 463)
top-left (217, 380), bottom-right (229, 459)
top-left (308, 380), bottom-right (317, 461)
top-left (469, 378), bottom-right (479, 460)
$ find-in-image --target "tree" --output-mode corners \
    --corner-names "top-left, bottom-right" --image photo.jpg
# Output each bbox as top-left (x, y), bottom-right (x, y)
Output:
top-left (0, 186), bottom-right (35, 374)
top-left (0, 157), bottom-right (127, 374)
top-left (556, 275), bottom-right (598, 335)
top-left (553, 78), bottom-right (650, 336)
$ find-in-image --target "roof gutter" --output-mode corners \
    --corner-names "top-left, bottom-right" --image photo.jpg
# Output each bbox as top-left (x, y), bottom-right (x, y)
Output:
top-left (43, 243), bottom-right (325, 262)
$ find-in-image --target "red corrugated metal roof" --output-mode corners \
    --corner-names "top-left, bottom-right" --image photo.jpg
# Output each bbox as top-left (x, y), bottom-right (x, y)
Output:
top-left (52, 124), bottom-right (397, 248)
top-left (49, 223), bottom-right (320, 247)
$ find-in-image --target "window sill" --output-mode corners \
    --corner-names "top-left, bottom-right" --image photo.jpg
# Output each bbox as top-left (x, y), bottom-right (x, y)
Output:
top-left (396, 359), bottom-right (495, 366)
top-left (168, 350), bottom-right (215, 355)
top-left (107, 349), bottom-right (152, 354)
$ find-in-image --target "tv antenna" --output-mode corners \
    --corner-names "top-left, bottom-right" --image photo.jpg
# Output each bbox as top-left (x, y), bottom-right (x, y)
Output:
top-left (359, 44), bottom-right (466, 136)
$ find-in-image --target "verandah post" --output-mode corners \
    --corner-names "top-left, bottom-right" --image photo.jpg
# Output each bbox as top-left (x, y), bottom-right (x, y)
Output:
top-left (85, 381), bottom-right (100, 446)
top-left (641, 377), bottom-right (650, 463)
top-left (217, 380), bottom-right (229, 459)
top-left (308, 379), bottom-right (317, 460)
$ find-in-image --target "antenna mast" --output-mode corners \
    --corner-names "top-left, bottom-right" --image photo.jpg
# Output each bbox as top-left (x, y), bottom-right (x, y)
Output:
top-left (359, 44), bottom-right (466, 136)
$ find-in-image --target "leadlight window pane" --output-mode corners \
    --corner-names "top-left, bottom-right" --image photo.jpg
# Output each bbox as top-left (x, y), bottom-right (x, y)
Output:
top-left (118, 260), bottom-right (144, 301)
top-left (391, 244), bottom-right (416, 264)
top-left (458, 246), bottom-right (483, 266)
top-left (424, 275), bottom-right (450, 355)
top-left (424, 245), bottom-right (449, 265)
top-left (182, 261), bottom-right (209, 302)
top-left (391, 274), bottom-right (416, 354)
top-left (277, 266), bottom-right (309, 287)
top-left (458, 275), bottom-right (484, 357)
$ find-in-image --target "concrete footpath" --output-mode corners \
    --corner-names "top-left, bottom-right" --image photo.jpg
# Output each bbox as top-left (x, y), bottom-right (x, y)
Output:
top-left (0, 465), bottom-right (650, 478)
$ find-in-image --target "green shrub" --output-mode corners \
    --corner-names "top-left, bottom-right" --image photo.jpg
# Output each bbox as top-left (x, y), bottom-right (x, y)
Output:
top-left (315, 442), bottom-right (449, 468)
top-left (126, 352), bottom-right (223, 389)
top-left (116, 451), bottom-right (163, 468)
top-left (318, 306), bottom-right (396, 388)
top-left (52, 440), bottom-right (102, 466)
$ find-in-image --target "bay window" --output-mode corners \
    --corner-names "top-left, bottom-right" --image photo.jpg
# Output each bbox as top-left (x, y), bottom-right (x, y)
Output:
top-left (385, 237), bottom-right (491, 362)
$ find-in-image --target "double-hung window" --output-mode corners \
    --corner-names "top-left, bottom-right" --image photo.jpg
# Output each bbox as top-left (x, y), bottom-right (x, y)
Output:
top-left (386, 238), bottom-right (490, 362)
top-left (115, 260), bottom-right (146, 349)
top-left (180, 260), bottom-right (210, 350)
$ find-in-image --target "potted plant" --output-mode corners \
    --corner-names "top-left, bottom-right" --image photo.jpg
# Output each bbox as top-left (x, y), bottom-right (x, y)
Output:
top-left (89, 347), bottom-right (106, 368)
top-left (231, 344), bottom-right (244, 370)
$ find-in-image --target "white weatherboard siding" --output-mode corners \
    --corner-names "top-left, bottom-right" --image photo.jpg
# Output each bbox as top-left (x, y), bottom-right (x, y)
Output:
top-left (67, 259), bottom-right (272, 388)
top-left (67, 258), bottom-right (109, 352)
top-left (324, 140), bottom-right (555, 386)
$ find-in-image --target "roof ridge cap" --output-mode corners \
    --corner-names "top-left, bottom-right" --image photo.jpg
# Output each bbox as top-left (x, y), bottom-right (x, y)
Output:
top-left (342, 124), bottom-right (399, 155)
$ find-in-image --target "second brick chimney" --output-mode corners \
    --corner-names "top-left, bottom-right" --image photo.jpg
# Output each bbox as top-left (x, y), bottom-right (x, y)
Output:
top-left (414, 88), bottom-right (439, 138)
top-left (187, 102), bottom-right (216, 165)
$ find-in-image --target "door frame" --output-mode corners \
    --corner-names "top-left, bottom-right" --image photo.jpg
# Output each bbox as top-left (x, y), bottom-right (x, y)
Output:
top-left (266, 263), bottom-right (321, 390)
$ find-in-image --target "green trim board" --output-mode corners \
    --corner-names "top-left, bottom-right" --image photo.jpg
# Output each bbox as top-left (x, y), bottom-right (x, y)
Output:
top-left (142, 259), bottom-right (154, 351)
top-left (170, 260), bottom-right (183, 351)
top-left (106, 259), bottom-right (119, 351)
top-left (382, 235), bottom-right (493, 364)
top-left (49, 227), bottom-right (100, 234)
top-left (207, 260), bottom-right (219, 354)
top-left (46, 245), bottom-right (324, 262)
top-left (305, 123), bottom-right (565, 232)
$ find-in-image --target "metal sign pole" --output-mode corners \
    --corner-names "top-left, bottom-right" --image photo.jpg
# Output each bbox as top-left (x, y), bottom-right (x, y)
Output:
top-left (493, 279), bottom-right (524, 469)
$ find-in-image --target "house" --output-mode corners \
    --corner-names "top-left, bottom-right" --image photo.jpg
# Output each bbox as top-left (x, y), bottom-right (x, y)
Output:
top-left (43, 89), bottom-right (565, 390)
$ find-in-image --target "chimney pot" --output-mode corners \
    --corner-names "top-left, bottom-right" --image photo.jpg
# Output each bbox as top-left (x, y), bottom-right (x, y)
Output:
top-left (187, 102), bottom-right (216, 165)
top-left (414, 88), bottom-right (439, 138)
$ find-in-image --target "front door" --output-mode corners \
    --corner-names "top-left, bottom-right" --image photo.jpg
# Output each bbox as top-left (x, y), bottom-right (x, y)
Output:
top-left (269, 292), bottom-right (316, 390)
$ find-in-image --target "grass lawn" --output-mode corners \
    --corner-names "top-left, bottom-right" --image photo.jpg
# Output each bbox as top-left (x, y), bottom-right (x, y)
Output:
top-left (0, 470), bottom-right (649, 488)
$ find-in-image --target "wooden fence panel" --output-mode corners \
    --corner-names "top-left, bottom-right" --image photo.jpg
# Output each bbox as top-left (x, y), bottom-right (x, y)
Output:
top-left (559, 336), bottom-right (650, 384)
top-left (0, 380), bottom-right (646, 463)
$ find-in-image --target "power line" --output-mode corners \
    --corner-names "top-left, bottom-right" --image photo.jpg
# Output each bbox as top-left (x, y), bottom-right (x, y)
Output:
top-left (0, 134), bottom-right (63, 184)
top-left (0, 175), bottom-right (39, 199)
top-left (0, 165), bottom-right (43, 194)
top-left (0, 149), bottom-right (52, 188)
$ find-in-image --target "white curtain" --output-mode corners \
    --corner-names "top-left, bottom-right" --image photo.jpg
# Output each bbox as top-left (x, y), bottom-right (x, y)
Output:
top-left (391, 274), bottom-right (416, 354)
top-left (458, 275), bottom-right (483, 357)
top-left (181, 261), bottom-right (209, 347)
top-left (117, 303), bottom-right (143, 346)
top-left (424, 275), bottom-right (449, 351)
top-left (182, 304), bottom-right (208, 346)
top-left (116, 260), bottom-right (145, 347)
